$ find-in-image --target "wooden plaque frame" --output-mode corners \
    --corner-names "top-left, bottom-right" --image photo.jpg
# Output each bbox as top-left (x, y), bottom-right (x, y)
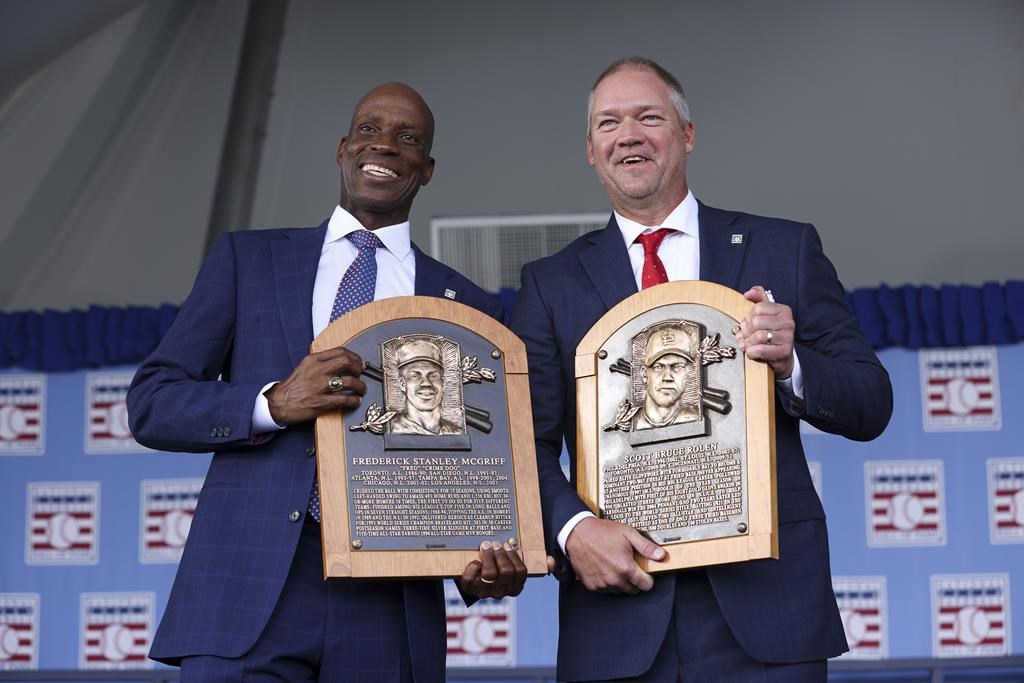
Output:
top-left (311, 296), bottom-right (547, 578)
top-left (575, 281), bottom-right (777, 573)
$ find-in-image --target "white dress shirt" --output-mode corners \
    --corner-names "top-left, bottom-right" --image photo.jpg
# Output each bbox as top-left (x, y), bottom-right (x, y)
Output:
top-left (252, 205), bottom-right (417, 434)
top-left (557, 191), bottom-right (805, 554)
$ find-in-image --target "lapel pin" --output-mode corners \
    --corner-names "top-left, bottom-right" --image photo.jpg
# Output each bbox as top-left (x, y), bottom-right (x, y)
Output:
top-left (730, 234), bottom-right (743, 245)
top-left (444, 288), bottom-right (456, 300)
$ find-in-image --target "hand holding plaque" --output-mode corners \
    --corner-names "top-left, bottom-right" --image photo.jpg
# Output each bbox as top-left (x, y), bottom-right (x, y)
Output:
top-left (575, 281), bottom-right (778, 574)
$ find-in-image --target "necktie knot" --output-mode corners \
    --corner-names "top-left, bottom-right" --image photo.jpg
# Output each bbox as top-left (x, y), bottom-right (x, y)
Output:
top-left (347, 229), bottom-right (383, 251)
top-left (635, 228), bottom-right (675, 255)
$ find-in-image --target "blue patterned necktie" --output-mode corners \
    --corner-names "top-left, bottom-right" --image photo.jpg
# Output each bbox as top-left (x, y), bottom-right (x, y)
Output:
top-left (308, 229), bottom-right (383, 522)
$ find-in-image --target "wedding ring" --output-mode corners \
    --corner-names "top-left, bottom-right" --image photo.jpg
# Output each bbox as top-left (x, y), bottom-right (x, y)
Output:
top-left (327, 376), bottom-right (344, 393)
top-left (766, 330), bottom-right (774, 345)
top-left (479, 576), bottom-right (496, 584)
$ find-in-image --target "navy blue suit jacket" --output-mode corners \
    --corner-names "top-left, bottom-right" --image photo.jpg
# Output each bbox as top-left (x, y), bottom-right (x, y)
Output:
top-left (127, 221), bottom-right (502, 675)
top-left (509, 203), bottom-right (892, 681)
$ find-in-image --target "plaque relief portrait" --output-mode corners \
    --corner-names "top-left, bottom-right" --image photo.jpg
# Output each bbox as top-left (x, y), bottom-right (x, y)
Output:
top-left (634, 322), bottom-right (702, 430)
top-left (390, 338), bottom-right (462, 436)
top-left (377, 334), bottom-right (469, 449)
top-left (603, 319), bottom-right (736, 446)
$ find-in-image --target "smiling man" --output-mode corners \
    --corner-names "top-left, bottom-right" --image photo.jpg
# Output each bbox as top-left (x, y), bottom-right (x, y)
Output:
top-left (510, 58), bottom-right (892, 682)
top-left (128, 82), bottom-right (526, 682)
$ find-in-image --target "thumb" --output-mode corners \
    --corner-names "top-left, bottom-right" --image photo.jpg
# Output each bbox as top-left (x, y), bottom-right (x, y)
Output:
top-left (626, 528), bottom-right (666, 561)
top-left (743, 285), bottom-right (767, 303)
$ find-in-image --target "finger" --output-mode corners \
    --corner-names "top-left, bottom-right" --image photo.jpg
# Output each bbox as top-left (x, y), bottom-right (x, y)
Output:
top-left (506, 543), bottom-right (529, 575)
top-left (627, 528), bottom-right (666, 562)
top-left (323, 394), bottom-right (363, 412)
top-left (325, 374), bottom-right (367, 397)
top-left (460, 559), bottom-right (481, 585)
top-left (496, 543), bottom-right (527, 596)
top-left (478, 541), bottom-right (498, 583)
top-left (491, 543), bottom-right (516, 581)
top-left (629, 565), bottom-right (655, 592)
top-left (315, 346), bottom-right (365, 372)
top-left (312, 346), bottom-right (363, 365)
top-left (546, 555), bottom-right (556, 573)
top-left (743, 285), bottom-right (767, 303)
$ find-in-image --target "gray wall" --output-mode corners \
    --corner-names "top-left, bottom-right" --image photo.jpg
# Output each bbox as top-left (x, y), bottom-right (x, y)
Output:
top-left (2, 0), bottom-right (1022, 310)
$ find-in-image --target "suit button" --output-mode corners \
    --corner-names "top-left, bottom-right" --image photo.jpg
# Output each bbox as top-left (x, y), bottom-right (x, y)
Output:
top-left (223, 427), bottom-right (231, 437)
top-left (306, 446), bottom-right (315, 457)
top-left (210, 428), bottom-right (218, 437)
top-left (289, 509), bottom-right (301, 522)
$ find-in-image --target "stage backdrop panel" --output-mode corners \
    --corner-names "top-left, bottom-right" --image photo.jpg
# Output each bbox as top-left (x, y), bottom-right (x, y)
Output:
top-left (1, 344), bottom-right (1022, 669)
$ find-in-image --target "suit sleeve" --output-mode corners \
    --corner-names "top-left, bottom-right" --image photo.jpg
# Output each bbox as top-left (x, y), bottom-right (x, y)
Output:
top-left (127, 233), bottom-right (267, 453)
top-left (510, 262), bottom-right (589, 562)
top-left (791, 224), bottom-right (893, 440)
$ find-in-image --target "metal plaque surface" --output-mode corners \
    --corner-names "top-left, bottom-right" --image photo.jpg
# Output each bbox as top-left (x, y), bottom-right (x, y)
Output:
top-left (597, 306), bottom-right (747, 545)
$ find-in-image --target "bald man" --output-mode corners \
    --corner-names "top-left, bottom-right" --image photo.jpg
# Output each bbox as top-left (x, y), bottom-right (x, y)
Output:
top-left (129, 83), bottom-right (526, 682)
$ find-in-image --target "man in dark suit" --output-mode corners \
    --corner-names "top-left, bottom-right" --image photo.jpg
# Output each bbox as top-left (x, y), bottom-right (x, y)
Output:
top-left (509, 57), bottom-right (892, 682)
top-left (128, 82), bottom-right (526, 681)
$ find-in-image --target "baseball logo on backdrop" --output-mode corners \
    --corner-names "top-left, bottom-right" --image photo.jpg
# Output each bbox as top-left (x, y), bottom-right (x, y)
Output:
top-left (932, 574), bottom-right (1010, 657)
top-left (85, 372), bottom-right (147, 453)
top-left (0, 594), bottom-right (39, 671)
top-left (79, 593), bottom-right (153, 669)
top-left (0, 375), bottom-right (45, 455)
top-left (865, 461), bottom-right (946, 547)
top-left (920, 347), bottom-right (1000, 431)
top-left (25, 482), bottom-right (99, 565)
top-left (444, 583), bottom-right (514, 667)
top-left (833, 577), bottom-right (887, 659)
top-left (139, 479), bottom-right (201, 563)
top-left (987, 458), bottom-right (1024, 544)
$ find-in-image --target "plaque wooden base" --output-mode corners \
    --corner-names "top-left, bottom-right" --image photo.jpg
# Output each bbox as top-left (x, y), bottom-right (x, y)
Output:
top-left (312, 296), bottom-right (547, 578)
top-left (576, 281), bottom-right (777, 573)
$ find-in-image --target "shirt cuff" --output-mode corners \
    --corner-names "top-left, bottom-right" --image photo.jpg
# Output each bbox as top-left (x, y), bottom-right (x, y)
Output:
top-left (557, 511), bottom-right (596, 555)
top-left (774, 351), bottom-right (804, 399)
top-left (252, 382), bottom-right (286, 435)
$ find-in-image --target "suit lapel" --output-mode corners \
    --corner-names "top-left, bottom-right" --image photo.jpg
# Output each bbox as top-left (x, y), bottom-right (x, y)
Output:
top-left (271, 221), bottom-right (327, 368)
top-left (698, 202), bottom-right (747, 289)
top-left (579, 217), bottom-right (638, 311)
top-left (412, 244), bottom-right (453, 299)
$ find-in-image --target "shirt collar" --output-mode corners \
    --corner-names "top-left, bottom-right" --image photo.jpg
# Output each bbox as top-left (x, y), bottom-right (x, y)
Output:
top-left (326, 205), bottom-right (412, 260)
top-left (615, 191), bottom-right (699, 247)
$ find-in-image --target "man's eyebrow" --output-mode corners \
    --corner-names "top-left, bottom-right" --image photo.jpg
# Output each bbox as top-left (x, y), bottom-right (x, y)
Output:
top-left (592, 103), bottom-right (668, 119)
top-left (357, 113), bottom-right (423, 131)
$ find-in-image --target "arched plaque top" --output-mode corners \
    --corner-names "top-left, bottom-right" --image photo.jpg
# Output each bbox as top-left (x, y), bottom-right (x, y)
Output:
top-left (576, 281), bottom-right (754, 362)
top-left (311, 295), bottom-right (526, 374)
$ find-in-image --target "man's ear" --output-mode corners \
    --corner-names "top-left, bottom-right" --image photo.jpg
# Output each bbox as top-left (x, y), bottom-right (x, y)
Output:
top-left (336, 137), bottom-right (348, 166)
top-left (586, 135), bottom-right (595, 167)
top-left (421, 156), bottom-right (435, 186)
top-left (398, 377), bottom-right (406, 393)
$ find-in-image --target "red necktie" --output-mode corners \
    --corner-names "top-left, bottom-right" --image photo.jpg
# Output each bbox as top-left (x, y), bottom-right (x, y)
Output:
top-left (636, 228), bottom-right (675, 289)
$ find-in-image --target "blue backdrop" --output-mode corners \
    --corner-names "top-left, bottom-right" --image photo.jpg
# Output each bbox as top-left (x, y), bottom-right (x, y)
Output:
top-left (1, 282), bottom-right (1022, 670)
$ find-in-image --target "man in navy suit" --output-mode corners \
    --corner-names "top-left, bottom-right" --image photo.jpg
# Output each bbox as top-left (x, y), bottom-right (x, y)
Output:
top-left (128, 82), bottom-right (526, 682)
top-left (509, 58), bottom-right (892, 682)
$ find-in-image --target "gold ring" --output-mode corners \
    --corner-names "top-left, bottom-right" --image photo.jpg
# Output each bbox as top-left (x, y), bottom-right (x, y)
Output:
top-left (766, 330), bottom-right (774, 345)
top-left (479, 576), bottom-right (496, 584)
top-left (327, 376), bottom-right (344, 393)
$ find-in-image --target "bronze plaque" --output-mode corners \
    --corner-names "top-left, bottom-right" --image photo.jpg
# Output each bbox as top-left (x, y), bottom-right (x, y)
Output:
top-left (312, 296), bottom-right (546, 578)
top-left (576, 281), bottom-right (777, 573)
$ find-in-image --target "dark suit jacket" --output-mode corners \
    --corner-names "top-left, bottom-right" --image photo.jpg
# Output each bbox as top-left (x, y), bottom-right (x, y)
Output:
top-left (509, 202), bottom-right (892, 681)
top-left (127, 220), bottom-right (502, 676)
